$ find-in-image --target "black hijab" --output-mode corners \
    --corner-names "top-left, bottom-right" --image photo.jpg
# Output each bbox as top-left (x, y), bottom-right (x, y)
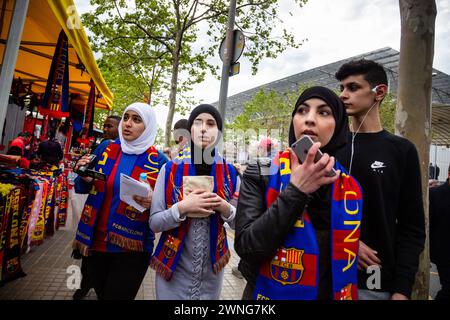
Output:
top-left (288, 87), bottom-right (350, 262)
top-left (288, 86), bottom-right (349, 156)
top-left (187, 104), bottom-right (223, 175)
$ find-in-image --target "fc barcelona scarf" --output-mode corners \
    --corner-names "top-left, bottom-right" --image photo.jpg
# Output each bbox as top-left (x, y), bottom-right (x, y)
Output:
top-left (73, 141), bottom-right (159, 256)
top-left (150, 147), bottom-right (237, 280)
top-left (57, 174), bottom-right (68, 227)
top-left (253, 150), bottom-right (362, 300)
top-left (28, 182), bottom-right (44, 248)
top-left (30, 180), bottom-right (49, 246)
top-left (44, 178), bottom-right (56, 237)
top-left (1, 186), bottom-right (26, 284)
top-left (39, 30), bottom-right (69, 118)
top-left (19, 183), bottom-right (38, 252)
top-left (77, 79), bottom-right (95, 145)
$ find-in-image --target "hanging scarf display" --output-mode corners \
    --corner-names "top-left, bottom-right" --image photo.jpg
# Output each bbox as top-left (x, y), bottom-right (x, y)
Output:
top-left (150, 147), bottom-right (237, 280)
top-left (27, 182), bottom-right (44, 249)
top-left (0, 167), bottom-right (65, 285)
top-left (0, 184), bottom-right (15, 283)
top-left (57, 174), bottom-right (68, 227)
top-left (253, 150), bottom-right (362, 300)
top-left (44, 177), bottom-right (56, 237)
top-left (73, 141), bottom-right (159, 256)
top-left (39, 30), bottom-right (69, 119)
top-left (0, 186), bottom-right (26, 285)
top-left (77, 79), bottom-right (95, 145)
top-left (19, 183), bottom-right (38, 253)
top-left (30, 180), bottom-right (49, 246)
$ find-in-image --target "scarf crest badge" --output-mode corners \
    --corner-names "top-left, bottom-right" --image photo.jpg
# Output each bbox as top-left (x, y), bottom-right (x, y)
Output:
top-left (254, 150), bottom-right (362, 300)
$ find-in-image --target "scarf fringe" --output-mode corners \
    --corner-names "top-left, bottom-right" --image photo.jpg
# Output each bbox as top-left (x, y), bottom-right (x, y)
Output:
top-left (150, 256), bottom-right (173, 280)
top-left (108, 232), bottom-right (144, 252)
top-left (72, 240), bottom-right (90, 257)
top-left (213, 249), bottom-right (230, 274)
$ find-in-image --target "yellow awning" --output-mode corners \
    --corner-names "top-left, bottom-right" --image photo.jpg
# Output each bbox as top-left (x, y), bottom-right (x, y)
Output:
top-left (0, 0), bottom-right (113, 110)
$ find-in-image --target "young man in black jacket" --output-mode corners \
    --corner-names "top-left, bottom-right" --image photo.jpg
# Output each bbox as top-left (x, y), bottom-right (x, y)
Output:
top-left (430, 165), bottom-right (450, 300)
top-left (335, 60), bottom-right (425, 300)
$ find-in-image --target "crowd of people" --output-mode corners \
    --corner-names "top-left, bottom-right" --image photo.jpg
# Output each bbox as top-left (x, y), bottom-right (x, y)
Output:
top-left (47, 58), bottom-right (444, 300)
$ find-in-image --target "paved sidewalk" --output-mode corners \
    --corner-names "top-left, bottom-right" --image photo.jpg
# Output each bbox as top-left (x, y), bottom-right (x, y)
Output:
top-left (0, 191), bottom-right (246, 300)
top-left (1, 189), bottom-right (440, 300)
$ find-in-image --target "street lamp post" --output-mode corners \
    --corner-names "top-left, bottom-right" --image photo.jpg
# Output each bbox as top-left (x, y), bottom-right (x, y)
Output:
top-left (218, 0), bottom-right (237, 121)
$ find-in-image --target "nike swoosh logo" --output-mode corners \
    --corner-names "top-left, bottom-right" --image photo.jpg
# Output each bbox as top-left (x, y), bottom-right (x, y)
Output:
top-left (371, 164), bottom-right (386, 169)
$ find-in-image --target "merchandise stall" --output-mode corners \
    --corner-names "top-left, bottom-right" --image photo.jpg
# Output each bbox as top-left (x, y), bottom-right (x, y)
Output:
top-left (0, 0), bottom-right (113, 285)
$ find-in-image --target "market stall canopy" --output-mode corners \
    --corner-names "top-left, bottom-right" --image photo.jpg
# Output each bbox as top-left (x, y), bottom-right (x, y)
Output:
top-left (0, 0), bottom-right (113, 110)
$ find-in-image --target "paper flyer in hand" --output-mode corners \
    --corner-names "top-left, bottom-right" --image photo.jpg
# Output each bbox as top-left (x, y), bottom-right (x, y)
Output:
top-left (119, 173), bottom-right (152, 212)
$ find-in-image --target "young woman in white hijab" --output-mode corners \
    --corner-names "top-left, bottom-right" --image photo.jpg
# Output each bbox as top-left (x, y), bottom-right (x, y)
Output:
top-left (72, 102), bottom-right (168, 300)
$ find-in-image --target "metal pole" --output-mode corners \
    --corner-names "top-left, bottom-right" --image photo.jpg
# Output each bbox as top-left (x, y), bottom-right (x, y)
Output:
top-left (0, 0), bottom-right (30, 144)
top-left (434, 144), bottom-right (438, 179)
top-left (218, 0), bottom-right (237, 121)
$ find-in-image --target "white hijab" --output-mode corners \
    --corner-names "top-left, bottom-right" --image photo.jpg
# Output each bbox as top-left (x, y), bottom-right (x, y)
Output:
top-left (118, 102), bottom-right (157, 155)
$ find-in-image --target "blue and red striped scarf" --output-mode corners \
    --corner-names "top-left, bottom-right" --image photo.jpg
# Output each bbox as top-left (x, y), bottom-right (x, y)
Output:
top-left (150, 147), bottom-right (237, 280)
top-left (39, 30), bottom-right (69, 119)
top-left (73, 141), bottom-right (159, 256)
top-left (254, 150), bottom-right (362, 300)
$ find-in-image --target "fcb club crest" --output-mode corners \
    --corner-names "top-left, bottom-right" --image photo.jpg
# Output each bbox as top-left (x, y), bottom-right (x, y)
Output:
top-left (125, 205), bottom-right (140, 221)
top-left (338, 283), bottom-right (354, 300)
top-left (81, 205), bottom-right (94, 224)
top-left (163, 235), bottom-right (181, 259)
top-left (270, 247), bottom-right (304, 285)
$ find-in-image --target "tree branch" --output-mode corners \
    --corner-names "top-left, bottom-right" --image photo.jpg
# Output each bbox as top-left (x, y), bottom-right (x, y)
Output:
top-left (183, 0), bottom-right (199, 30)
top-left (113, 0), bottom-right (173, 52)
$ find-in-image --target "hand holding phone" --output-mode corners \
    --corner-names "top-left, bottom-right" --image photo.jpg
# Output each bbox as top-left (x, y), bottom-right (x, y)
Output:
top-left (75, 155), bottom-right (106, 181)
top-left (291, 135), bottom-right (337, 177)
top-left (76, 154), bottom-right (97, 176)
top-left (288, 136), bottom-right (340, 194)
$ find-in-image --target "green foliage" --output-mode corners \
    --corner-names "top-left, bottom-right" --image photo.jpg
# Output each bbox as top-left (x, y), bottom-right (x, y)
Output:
top-left (154, 127), bottom-right (166, 149)
top-left (82, 0), bottom-right (308, 145)
top-left (380, 93), bottom-right (396, 134)
top-left (228, 84), bottom-right (311, 148)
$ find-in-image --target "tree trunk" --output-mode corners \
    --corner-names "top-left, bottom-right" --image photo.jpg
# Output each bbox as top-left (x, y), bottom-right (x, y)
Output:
top-left (396, 0), bottom-right (436, 300)
top-left (165, 31), bottom-right (182, 147)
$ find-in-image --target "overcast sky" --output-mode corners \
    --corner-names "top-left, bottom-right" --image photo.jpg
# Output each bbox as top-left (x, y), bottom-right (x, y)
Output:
top-left (74, 0), bottom-right (450, 128)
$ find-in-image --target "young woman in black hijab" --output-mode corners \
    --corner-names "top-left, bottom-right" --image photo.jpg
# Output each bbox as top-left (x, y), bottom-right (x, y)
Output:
top-left (149, 104), bottom-right (240, 299)
top-left (235, 86), bottom-right (363, 300)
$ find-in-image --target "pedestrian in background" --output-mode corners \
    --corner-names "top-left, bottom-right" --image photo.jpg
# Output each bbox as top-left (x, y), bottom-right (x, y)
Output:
top-left (72, 114), bottom-right (121, 300)
top-left (171, 118), bottom-right (189, 159)
top-left (430, 164), bottom-right (450, 300)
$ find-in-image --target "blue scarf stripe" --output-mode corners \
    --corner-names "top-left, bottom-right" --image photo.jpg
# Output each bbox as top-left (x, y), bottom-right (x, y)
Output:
top-left (255, 283), bottom-right (318, 300)
top-left (283, 222), bottom-right (319, 254)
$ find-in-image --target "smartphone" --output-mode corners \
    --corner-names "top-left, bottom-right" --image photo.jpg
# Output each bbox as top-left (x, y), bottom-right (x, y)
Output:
top-left (76, 154), bottom-right (105, 180)
top-left (291, 135), bottom-right (337, 177)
